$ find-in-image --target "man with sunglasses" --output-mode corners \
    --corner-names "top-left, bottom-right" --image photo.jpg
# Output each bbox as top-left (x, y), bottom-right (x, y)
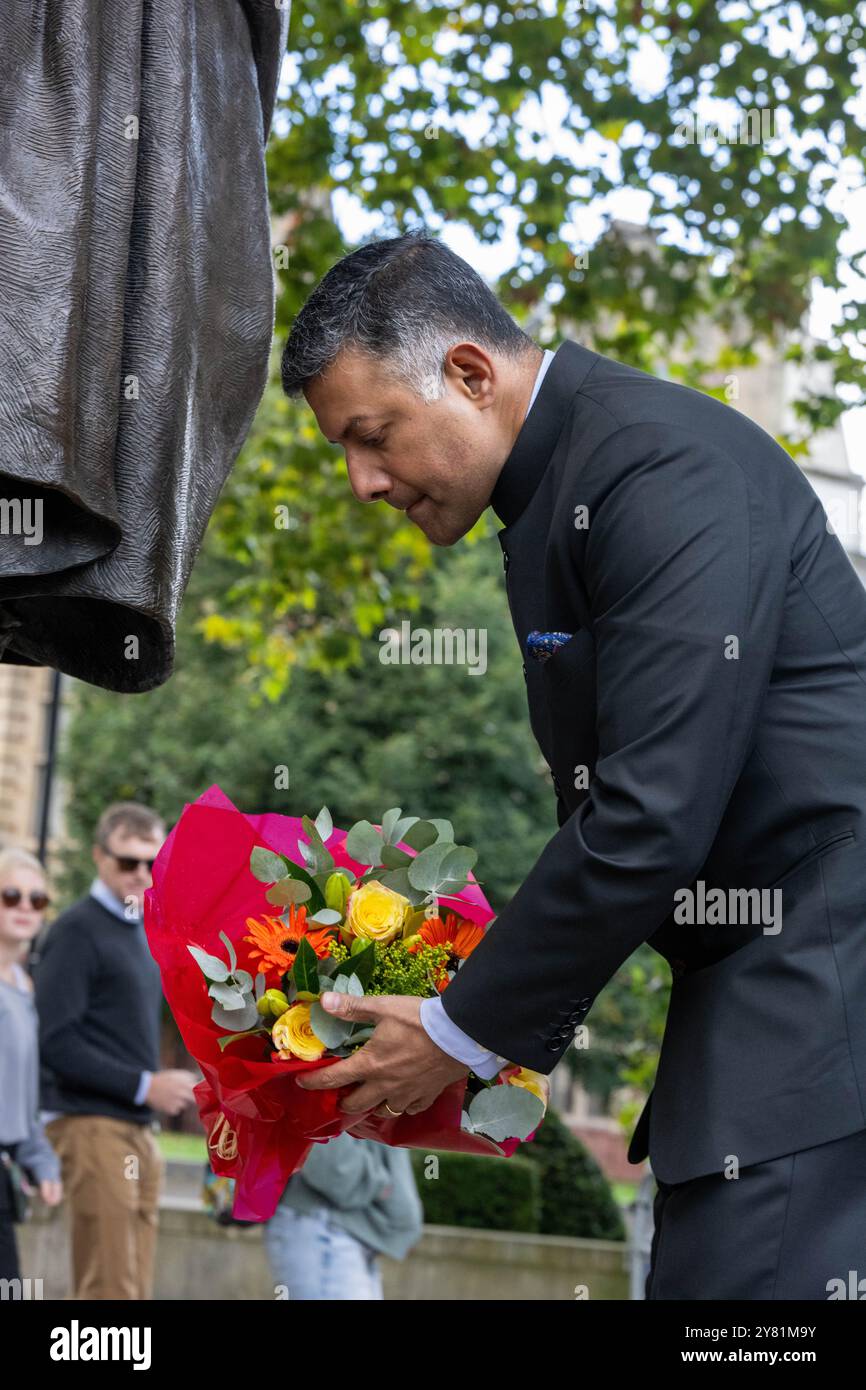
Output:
top-left (34, 802), bottom-right (198, 1300)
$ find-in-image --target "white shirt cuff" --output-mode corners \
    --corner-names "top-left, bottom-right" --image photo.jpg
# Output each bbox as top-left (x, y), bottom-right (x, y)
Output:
top-left (135, 1071), bottom-right (152, 1106)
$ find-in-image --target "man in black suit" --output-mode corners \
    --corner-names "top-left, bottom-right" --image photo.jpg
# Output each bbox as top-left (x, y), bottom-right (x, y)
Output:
top-left (284, 232), bottom-right (866, 1299)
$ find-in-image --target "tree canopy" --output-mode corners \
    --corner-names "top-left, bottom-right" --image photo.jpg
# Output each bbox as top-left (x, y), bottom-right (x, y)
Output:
top-left (207, 0), bottom-right (865, 689)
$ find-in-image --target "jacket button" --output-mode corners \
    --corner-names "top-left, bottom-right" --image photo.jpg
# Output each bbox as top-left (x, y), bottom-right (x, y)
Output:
top-left (502, 550), bottom-right (510, 572)
top-left (577, 996), bottom-right (591, 1009)
top-left (545, 1037), bottom-right (563, 1052)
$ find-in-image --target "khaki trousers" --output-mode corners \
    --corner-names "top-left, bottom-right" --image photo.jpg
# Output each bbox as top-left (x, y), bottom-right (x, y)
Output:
top-left (45, 1114), bottom-right (165, 1300)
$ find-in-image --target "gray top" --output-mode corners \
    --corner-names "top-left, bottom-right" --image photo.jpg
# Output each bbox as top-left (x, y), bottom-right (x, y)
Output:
top-left (278, 1131), bottom-right (424, 1262)
top-left (0, 963), bottom-right (60, 1183)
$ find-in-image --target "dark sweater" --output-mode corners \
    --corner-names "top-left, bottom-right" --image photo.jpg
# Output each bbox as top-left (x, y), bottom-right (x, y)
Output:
top-left (34, 895), bottom-right (163, 1124)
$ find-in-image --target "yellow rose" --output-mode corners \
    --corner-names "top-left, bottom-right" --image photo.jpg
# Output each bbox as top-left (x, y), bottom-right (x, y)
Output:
top-left (506, 1067), bottom-right (549, 1107)
top-left (271, 1003), bottom-right (327, 1061)
top-left (345, 881), bottom-right (410, 945)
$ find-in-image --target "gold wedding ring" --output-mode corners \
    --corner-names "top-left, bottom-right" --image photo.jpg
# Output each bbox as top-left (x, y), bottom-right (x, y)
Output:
top-left (383, 1102), bottom-right (404, 1117)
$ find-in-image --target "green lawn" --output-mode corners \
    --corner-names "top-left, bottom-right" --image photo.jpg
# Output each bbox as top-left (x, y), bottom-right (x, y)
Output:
top-left (157, 1131), bottom-right (208, 1162)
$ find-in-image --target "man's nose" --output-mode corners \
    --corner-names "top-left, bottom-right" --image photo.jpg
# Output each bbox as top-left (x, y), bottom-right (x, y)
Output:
top-left (345, 453), bottom-right (392, 504)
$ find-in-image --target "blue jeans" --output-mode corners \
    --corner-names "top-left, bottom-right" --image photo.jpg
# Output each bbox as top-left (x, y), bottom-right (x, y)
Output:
top-left (264, 1205), bottom-right (384, 1301)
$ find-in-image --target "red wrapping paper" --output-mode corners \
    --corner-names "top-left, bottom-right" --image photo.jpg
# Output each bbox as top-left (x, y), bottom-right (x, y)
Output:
top-left (144, 785), bottom-right (527, 1222)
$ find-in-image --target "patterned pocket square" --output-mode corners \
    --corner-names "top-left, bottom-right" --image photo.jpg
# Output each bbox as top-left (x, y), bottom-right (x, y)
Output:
top-left (526, 629), bottom-right (574, 663)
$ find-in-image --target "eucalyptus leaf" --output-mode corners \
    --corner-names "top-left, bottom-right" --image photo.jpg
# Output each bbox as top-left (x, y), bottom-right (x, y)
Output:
top-left (381, 844), bottom-right (411, 869)
top-left (275, 860), bottom-right (326, 913)
top-left (464, 1084), bottom-right (545, 1142)
top-left (380, 807), bottom-right (403, 843)
top-left (379, 867), bottom-right (428, 905)
top-left (407, 841), bottom-right (455, 893)
top-left (267, 876), bottom-right (311, 907)
top-left (309, 1002), bottom-right (353, 1049)
top-left (250, 847), bottom-right (288, 884)
top-left (391, 817), bottom-right (420, 846)
top-left (309, 907), bottom-right (342, 925)
top-left (219, 931), bottom-right (237, 974)
top-left (401, 819), bottom-right (439, 853)
top-left (254, 972), bottom-right (266, 1000)
top-left (315, 807), bottom-right (334, 843)
top-left (297, 837), bottom-right (316, 869)
top-left (348, 1025), bottom-right (376, 1045)
top-left (345, 819), bottom-right (385, 867)
top-left (211, 997), bottom-right (261, 1032)
top-left (429, 818), bottom-right (455, 843)
top-left (188, 945), bottom-right (230, 983)
top-left (441, 845), bottom-right (477, 879)
top-left (232, 969), bottom-right (253, 992)
top-left (209, 981), bottom-right (247, 1009)
top-left (312, 843), bottom-right (335, 875)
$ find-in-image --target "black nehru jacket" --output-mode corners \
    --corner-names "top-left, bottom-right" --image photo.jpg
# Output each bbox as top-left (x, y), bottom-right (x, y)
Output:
top-left (35, 895), bottom-right (163, 1124)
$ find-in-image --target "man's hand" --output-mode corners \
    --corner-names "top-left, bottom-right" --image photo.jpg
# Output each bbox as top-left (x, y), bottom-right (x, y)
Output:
top-left (295, 993), bottom-right (470, 1116)
top-left (145, 1068), bottom-right (198, 1116)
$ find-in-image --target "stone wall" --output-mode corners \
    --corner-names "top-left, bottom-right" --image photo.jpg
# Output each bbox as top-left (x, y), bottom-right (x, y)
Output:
top-left (18, 1199), bottom-right (629, 1301)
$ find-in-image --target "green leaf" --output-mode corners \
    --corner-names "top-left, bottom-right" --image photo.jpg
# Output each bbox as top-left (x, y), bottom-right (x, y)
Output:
top-left (407, 841), bottom-right (455, 892)
top-left (211, 997), bottom-right (261, 1032)
top-left (309, 1001), bottom-right (353, 1048)
top-left (266, 876), bottom-right (312, 907)
top-left (267, 860), bottom-right (325, 913)
top-left (381, 807), bottom-right (403, 843)
top-left (250, 847), bottom-right (288, 883)
top-left (209, 981), bottom-right (248, 1010)
top-left (401, 820), bottom-right (439, 852)
top-left (315, 806), bottom-right (334, 843)
top-left (219, 931), bottom-right (237, 974)
top-left (381, 843), bottom-right (411, 869)
top-left (380, 867), bottom-right (428, 905)
top-left (309, 907), bottom-right (342, 925)
top-left (292, 935), bottom-right (320, 996)
top-left (464, 1084), bottom-right (545, 1142)
top-left (188, 944), bottom-right (230, 983)
top-left (334, 941), bottom-right (375, 988)
top-left (345, 819), bottom-right (385, 866)
top-left (429, 818), bottom-right (454, 843)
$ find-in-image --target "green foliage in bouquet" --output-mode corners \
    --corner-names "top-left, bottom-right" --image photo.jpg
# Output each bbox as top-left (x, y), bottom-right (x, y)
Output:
top-left (186, 803), bottom-right (549, 1145)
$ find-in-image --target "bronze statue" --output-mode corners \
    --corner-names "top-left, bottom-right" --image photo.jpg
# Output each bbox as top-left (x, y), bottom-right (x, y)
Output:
top-left (0, 0), bottom-right (289, 690)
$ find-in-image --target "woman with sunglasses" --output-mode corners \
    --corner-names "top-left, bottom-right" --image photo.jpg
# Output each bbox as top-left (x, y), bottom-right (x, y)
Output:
top-left (0, 847), bottom-right (63, 1281)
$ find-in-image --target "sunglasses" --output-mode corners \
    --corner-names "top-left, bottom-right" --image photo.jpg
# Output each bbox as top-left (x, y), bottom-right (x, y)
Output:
top-left (104, 852), bottom-right (157, 874)
top-left (1, 887), bottom-right (51, 911)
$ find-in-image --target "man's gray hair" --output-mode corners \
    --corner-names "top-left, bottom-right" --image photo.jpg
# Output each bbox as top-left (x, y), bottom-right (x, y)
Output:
top-left (281, 231), bottom-right (535, 403)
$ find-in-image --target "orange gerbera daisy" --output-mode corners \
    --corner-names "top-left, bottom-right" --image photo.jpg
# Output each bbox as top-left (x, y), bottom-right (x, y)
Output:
top-left (409, 911), bottom-right (484, 962)
top-left (243, 903), bottom-right (335, 977)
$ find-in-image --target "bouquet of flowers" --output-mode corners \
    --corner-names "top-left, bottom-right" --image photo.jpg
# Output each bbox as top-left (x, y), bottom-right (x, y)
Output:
top-left (144, 785), bottom-right (548, 1220)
